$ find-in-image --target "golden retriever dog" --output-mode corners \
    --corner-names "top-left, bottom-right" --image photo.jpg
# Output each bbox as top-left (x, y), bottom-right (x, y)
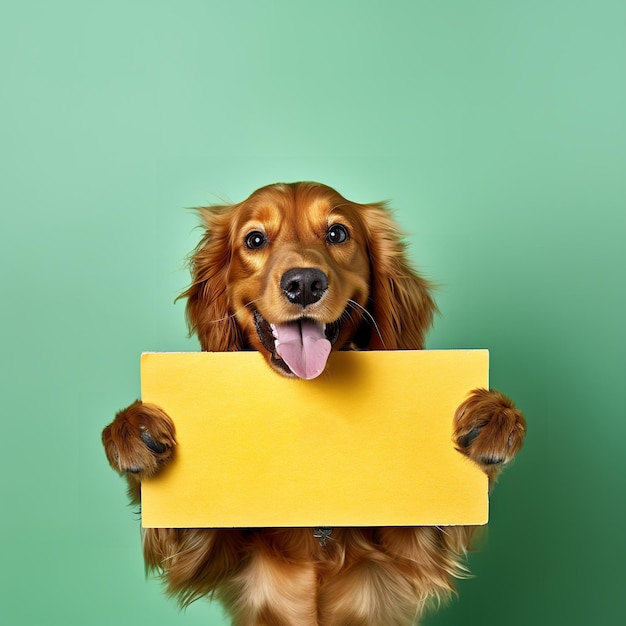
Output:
top-left (103, 182), bottom-right (526, 625)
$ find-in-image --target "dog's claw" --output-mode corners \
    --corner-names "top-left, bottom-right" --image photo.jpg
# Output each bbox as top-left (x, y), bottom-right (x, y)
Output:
top-left (457, 427), bottom-right (482, 449)
top-left (479, 455), bottom-right (506, 466)
top-left (141, 429), bottom-right (168, 454)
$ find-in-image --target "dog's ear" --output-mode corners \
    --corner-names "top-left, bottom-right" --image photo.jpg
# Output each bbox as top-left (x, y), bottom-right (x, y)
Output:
top-left (178, 205), bottom-right (244, 351)
top-left (360, 203), bottom-right (437, 350)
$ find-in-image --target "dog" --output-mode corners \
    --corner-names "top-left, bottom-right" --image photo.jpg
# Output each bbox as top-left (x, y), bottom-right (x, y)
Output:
top-left (103, 182), bottom-right (526, 625)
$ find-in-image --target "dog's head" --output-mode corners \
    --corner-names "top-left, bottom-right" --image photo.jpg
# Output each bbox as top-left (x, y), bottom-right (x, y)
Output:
top-left (181, 182), bottom-right (436, 378)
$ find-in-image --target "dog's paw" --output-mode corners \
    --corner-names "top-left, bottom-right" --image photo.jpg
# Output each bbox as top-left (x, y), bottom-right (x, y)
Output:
top-left (102, 401), bottom-right (176, 477)
top-left (453, 388), bottom-right (526, 476)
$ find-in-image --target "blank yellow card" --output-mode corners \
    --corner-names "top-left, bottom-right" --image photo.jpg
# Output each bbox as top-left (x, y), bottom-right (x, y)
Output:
top-left (140, 350), bottom-right (489, 528)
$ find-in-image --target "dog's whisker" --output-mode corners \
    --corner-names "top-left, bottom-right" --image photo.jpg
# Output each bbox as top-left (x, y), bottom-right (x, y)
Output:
top-left (346, 299), bottom-right (386, 349)
top-left (205, 298), bottom-right (263, 325)
top-left (329, 202), bottom-right (353, 214)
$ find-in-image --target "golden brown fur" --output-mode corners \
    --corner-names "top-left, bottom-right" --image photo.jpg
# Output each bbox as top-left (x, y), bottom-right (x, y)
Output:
top-left (103, 182), bottom-right (526, 625)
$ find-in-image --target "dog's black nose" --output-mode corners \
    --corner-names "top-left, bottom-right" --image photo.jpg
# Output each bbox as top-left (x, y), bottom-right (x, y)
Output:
top-left (280, 268), bottom-right (328, 307)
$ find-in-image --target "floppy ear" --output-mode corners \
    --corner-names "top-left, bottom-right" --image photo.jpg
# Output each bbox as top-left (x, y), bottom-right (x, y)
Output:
top-left (178, 205), bottom-right (244, 351)
top-left (360, 203), bottom-right (437, 350)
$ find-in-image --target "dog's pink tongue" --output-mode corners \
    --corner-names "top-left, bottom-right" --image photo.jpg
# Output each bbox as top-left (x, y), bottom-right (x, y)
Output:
top-left (274, 320), bottom-right (331, 380)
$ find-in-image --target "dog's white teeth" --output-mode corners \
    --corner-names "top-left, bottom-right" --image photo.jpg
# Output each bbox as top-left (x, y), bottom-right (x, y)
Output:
top-left (270, 324), bottom-right (280, 346)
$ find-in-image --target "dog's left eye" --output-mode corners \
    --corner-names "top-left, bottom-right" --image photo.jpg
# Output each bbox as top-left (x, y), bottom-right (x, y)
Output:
top-left (245, 231), bottom-right (268, 250)
top-left (326, 224), bottom-right (349, 244)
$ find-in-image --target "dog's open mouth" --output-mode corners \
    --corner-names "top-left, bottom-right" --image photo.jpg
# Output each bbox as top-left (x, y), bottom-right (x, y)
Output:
top-left (253, 310), bottom-right (341, 380)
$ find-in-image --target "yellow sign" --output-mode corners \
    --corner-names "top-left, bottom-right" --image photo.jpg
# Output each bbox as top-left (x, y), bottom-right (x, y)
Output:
top-left (140, 350), bottom-right (489, 528)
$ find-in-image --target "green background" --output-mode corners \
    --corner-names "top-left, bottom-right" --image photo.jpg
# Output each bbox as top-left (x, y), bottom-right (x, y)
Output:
top-left (1, 1), bottom-right (624, 624)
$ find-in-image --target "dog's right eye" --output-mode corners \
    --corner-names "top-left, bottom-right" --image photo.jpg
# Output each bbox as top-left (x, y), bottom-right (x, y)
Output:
top-left (245, 231), bottom-right (268, 250)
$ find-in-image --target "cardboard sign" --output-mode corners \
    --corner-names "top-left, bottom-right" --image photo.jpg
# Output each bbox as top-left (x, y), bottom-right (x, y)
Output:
top-left (140, 350), bottom-right (489, 528)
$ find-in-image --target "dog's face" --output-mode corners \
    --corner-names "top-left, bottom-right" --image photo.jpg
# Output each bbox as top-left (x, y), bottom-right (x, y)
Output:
top-left (226, 183), bottom-right (371, 378)
top-left (183, 182), bottom-right (436, 378)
